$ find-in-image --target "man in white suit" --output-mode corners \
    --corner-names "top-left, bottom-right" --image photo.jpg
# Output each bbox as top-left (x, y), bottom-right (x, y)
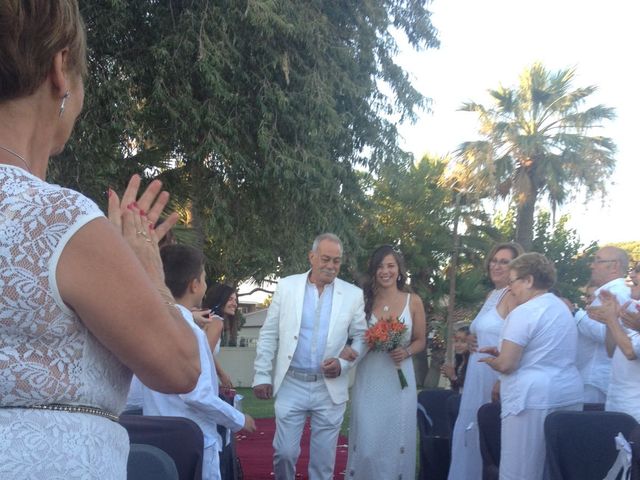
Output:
top-left (253, 233), bottom-right (367, 480)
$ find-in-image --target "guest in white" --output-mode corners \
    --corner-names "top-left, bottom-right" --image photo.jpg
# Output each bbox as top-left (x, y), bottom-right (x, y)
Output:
top-left (142, 244), bottom-right (256, 480)
top-left (448, 242), bottom-right (523, 480)
top-left (480, 253), bottom-right (583, 480)
top-left (587, 290), bottom-right (640, 422)
top-left (576, 246), bottom-right (631, 402)
top-left (253, 233), bottom-right (367, 480)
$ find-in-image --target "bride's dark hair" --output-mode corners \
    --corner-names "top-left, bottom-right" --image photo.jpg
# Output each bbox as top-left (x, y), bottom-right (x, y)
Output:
top-left (363, 245), bottom-right (410, 321)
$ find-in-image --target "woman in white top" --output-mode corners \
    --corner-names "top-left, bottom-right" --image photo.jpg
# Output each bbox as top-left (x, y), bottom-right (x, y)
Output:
top-left (448, 242), bottom-right (523, 480)
top-left (480, 253), bottom-right (583, 480)
top-left (0, 3), bottom-right (199, 477)
top-left (588, 291), bottom-right (640, 422)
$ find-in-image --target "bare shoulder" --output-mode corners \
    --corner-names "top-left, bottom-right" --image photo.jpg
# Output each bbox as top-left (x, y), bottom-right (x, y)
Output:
top-left (409, 292), bottom-right (425, 309)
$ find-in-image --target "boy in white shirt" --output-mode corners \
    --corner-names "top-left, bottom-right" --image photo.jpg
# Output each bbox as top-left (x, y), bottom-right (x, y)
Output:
top-left (142, 244), bottom-right (256, 480)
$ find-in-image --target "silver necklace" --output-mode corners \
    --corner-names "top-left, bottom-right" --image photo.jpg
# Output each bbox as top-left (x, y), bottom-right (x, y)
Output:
top-left (0, 144), bottom-right (32, 173)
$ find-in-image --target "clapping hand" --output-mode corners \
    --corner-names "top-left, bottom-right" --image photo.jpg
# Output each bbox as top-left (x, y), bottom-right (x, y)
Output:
top-left (587, 290), bottom-right (620, 325)
top-left (620, 301), bottom-right (640, 332)
top-left (108, 174), bottom-right (178, 243)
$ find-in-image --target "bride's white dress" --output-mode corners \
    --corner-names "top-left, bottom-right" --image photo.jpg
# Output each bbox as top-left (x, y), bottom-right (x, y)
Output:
top-left (346, 294), bottom-right (416, 480)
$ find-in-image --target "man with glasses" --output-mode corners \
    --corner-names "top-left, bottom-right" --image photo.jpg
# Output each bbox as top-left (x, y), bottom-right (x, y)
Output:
top-left (576, 246), bottom-right (631, 403)
top-left (252, 233), bottom-right (367, 480)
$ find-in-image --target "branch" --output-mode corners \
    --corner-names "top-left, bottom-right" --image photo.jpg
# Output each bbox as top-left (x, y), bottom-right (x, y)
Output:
top-left (238, 287), bottom-right (275, 297)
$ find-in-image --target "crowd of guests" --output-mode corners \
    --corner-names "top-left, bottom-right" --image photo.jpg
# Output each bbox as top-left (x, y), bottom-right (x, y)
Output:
top-left (447, 244), bottom-right (640, 480)
top-left (1, 2), bottom-right (639, 480)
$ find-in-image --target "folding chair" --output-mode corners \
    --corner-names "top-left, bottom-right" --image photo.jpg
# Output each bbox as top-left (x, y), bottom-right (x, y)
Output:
top-left (120, 415), bottom-right (205, 480)
top-left (127, 443), bottom-right (179, 480)
top-left (544, 410), bottom-right (639, 480)
top-left (477, 402), bottom-right (501, 480)
top-left (417, 389), bottom-right (458, 480)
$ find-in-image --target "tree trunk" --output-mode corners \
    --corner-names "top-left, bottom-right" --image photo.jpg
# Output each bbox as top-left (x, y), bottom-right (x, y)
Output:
top-left (445, 193), bottom-right (461, 364)
top-left (515, 192), bottom-right (537, 251)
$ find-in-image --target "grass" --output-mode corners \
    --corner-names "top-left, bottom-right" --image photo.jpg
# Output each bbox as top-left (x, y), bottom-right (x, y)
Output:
top-left (237, 387), bottom-right (352, 436)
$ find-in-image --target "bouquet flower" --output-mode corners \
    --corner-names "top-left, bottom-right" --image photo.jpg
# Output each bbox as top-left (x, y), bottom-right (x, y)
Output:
top-left (364, 316), bottom-right (409, 389)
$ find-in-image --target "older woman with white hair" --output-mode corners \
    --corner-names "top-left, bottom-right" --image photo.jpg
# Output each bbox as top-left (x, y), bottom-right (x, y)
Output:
top-left (480, 253), bottom-right (583, 480)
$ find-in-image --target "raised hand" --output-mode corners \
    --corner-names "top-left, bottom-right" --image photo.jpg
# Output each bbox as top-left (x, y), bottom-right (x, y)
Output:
top-left (587, 290), bottom-right (620, 325)
top-left (108, 174), bottom-right (178, 243)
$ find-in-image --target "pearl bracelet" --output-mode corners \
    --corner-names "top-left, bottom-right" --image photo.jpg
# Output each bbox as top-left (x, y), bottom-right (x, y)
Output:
top-left (405, 347), bottom-right (412, 357)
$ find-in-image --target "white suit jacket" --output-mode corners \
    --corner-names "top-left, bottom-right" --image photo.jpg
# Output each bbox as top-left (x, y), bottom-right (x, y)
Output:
top-left (252, 272), bottom-right (366, 404)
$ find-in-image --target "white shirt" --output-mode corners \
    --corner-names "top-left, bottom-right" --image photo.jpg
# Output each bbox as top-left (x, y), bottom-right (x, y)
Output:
top-left (290, 279), bottom-right (333, 372)
top-left (500, 293), bottom-right (583, 416)
top-left (142, 304), bottom-right (245, 450)
top-left (606, 301), bottom-right (640, 422)
top-left (576, 277), bottom-right (630, 394)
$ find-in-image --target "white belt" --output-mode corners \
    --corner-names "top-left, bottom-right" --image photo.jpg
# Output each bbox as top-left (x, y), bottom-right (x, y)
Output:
top-left (287, 368), bottom-right (324, 382)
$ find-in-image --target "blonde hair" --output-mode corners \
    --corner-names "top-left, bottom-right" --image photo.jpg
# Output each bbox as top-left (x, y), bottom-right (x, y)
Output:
top-left (509, 252), bottom-right (556, 290)
top-left (0, 0), bottom-right (87, 101)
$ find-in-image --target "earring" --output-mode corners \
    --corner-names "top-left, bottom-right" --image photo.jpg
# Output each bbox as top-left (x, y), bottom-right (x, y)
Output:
top-left (59, 91), bottom-right (70, 117)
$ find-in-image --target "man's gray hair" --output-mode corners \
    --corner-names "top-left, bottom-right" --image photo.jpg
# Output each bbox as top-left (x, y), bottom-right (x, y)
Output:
top-left (608, 246), bottom-right (630, 274)
top-left (311, 233), bottom-right (343, 255)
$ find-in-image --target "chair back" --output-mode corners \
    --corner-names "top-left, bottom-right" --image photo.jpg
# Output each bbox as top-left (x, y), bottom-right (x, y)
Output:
top-left (446, 393), bottom-right (462, 434)
top-left (120, 415), bottom-right (204, 480)
top-left (416, 389), bottom-right (458, 480)
top-left (583, 402), bottom-right (605, 411)
top-left (630, 424), bottom-right (640, 480)
top-left (477, 402), bottom-right (501, 480)
top-left (127, 443), bottom-right (179, 480)
top-left (544, 410), bottom-right (639, 480)
top-left (417, 389), bottom-right (458, 438)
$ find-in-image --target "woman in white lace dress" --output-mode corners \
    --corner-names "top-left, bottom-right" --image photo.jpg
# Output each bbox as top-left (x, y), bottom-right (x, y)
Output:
top-left (346, 245), bottom-right (426, 479)
top-left (448, 242), bottom-right (523, 480)
top-left (0, 2), bottom-right (200, 478)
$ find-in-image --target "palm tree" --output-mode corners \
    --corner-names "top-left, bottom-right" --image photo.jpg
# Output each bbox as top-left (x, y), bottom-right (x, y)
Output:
top-left (456, 62), bottom-right (616, 250)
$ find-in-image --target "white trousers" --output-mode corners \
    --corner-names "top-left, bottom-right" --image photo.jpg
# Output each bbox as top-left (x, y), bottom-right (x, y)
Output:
top-left (584, 384), bottom-right (606, 403)
top-left (500, 404), bottom-right (582, 480)
top-left (273, 376), bottom-right (346, 480)
top-left (203, 443), bottom-right (221, 480)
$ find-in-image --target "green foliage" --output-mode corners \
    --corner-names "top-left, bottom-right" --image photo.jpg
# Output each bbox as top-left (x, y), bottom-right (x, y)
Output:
top-left (354, 156), bottom-right (453, 304)
top-left (530, 211), bottom-right (597, 303)
top-left (50, 0), bottom-right (439, 284)
top-left (457, 62), bottom-right (617, 250)
top-left (610, 241), bottom-right (640, 263)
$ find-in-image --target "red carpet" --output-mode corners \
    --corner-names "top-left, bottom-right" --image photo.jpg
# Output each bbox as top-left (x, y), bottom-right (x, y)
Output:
top-left (235, 418), bottom-right (349, 479)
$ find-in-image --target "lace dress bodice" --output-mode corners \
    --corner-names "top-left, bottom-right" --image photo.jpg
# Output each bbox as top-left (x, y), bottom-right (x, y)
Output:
top-left (0, 165), bottom-right (131, 478)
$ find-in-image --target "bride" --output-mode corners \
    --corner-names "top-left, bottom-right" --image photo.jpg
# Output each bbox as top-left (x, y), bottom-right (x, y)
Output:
top-left (346, 245), bottom-right (426, 479)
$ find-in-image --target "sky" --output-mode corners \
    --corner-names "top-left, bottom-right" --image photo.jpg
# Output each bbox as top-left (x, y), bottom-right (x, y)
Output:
top-left (395, 0), bottom-right (638, 245)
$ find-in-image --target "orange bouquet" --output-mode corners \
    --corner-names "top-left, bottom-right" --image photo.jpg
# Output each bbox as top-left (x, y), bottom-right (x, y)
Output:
top-left (365, 316), bottom-right (409, 389)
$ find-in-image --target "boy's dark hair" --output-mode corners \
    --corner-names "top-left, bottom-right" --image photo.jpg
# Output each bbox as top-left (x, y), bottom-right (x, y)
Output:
top-left (160, 245), bottom-right (205, 298)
